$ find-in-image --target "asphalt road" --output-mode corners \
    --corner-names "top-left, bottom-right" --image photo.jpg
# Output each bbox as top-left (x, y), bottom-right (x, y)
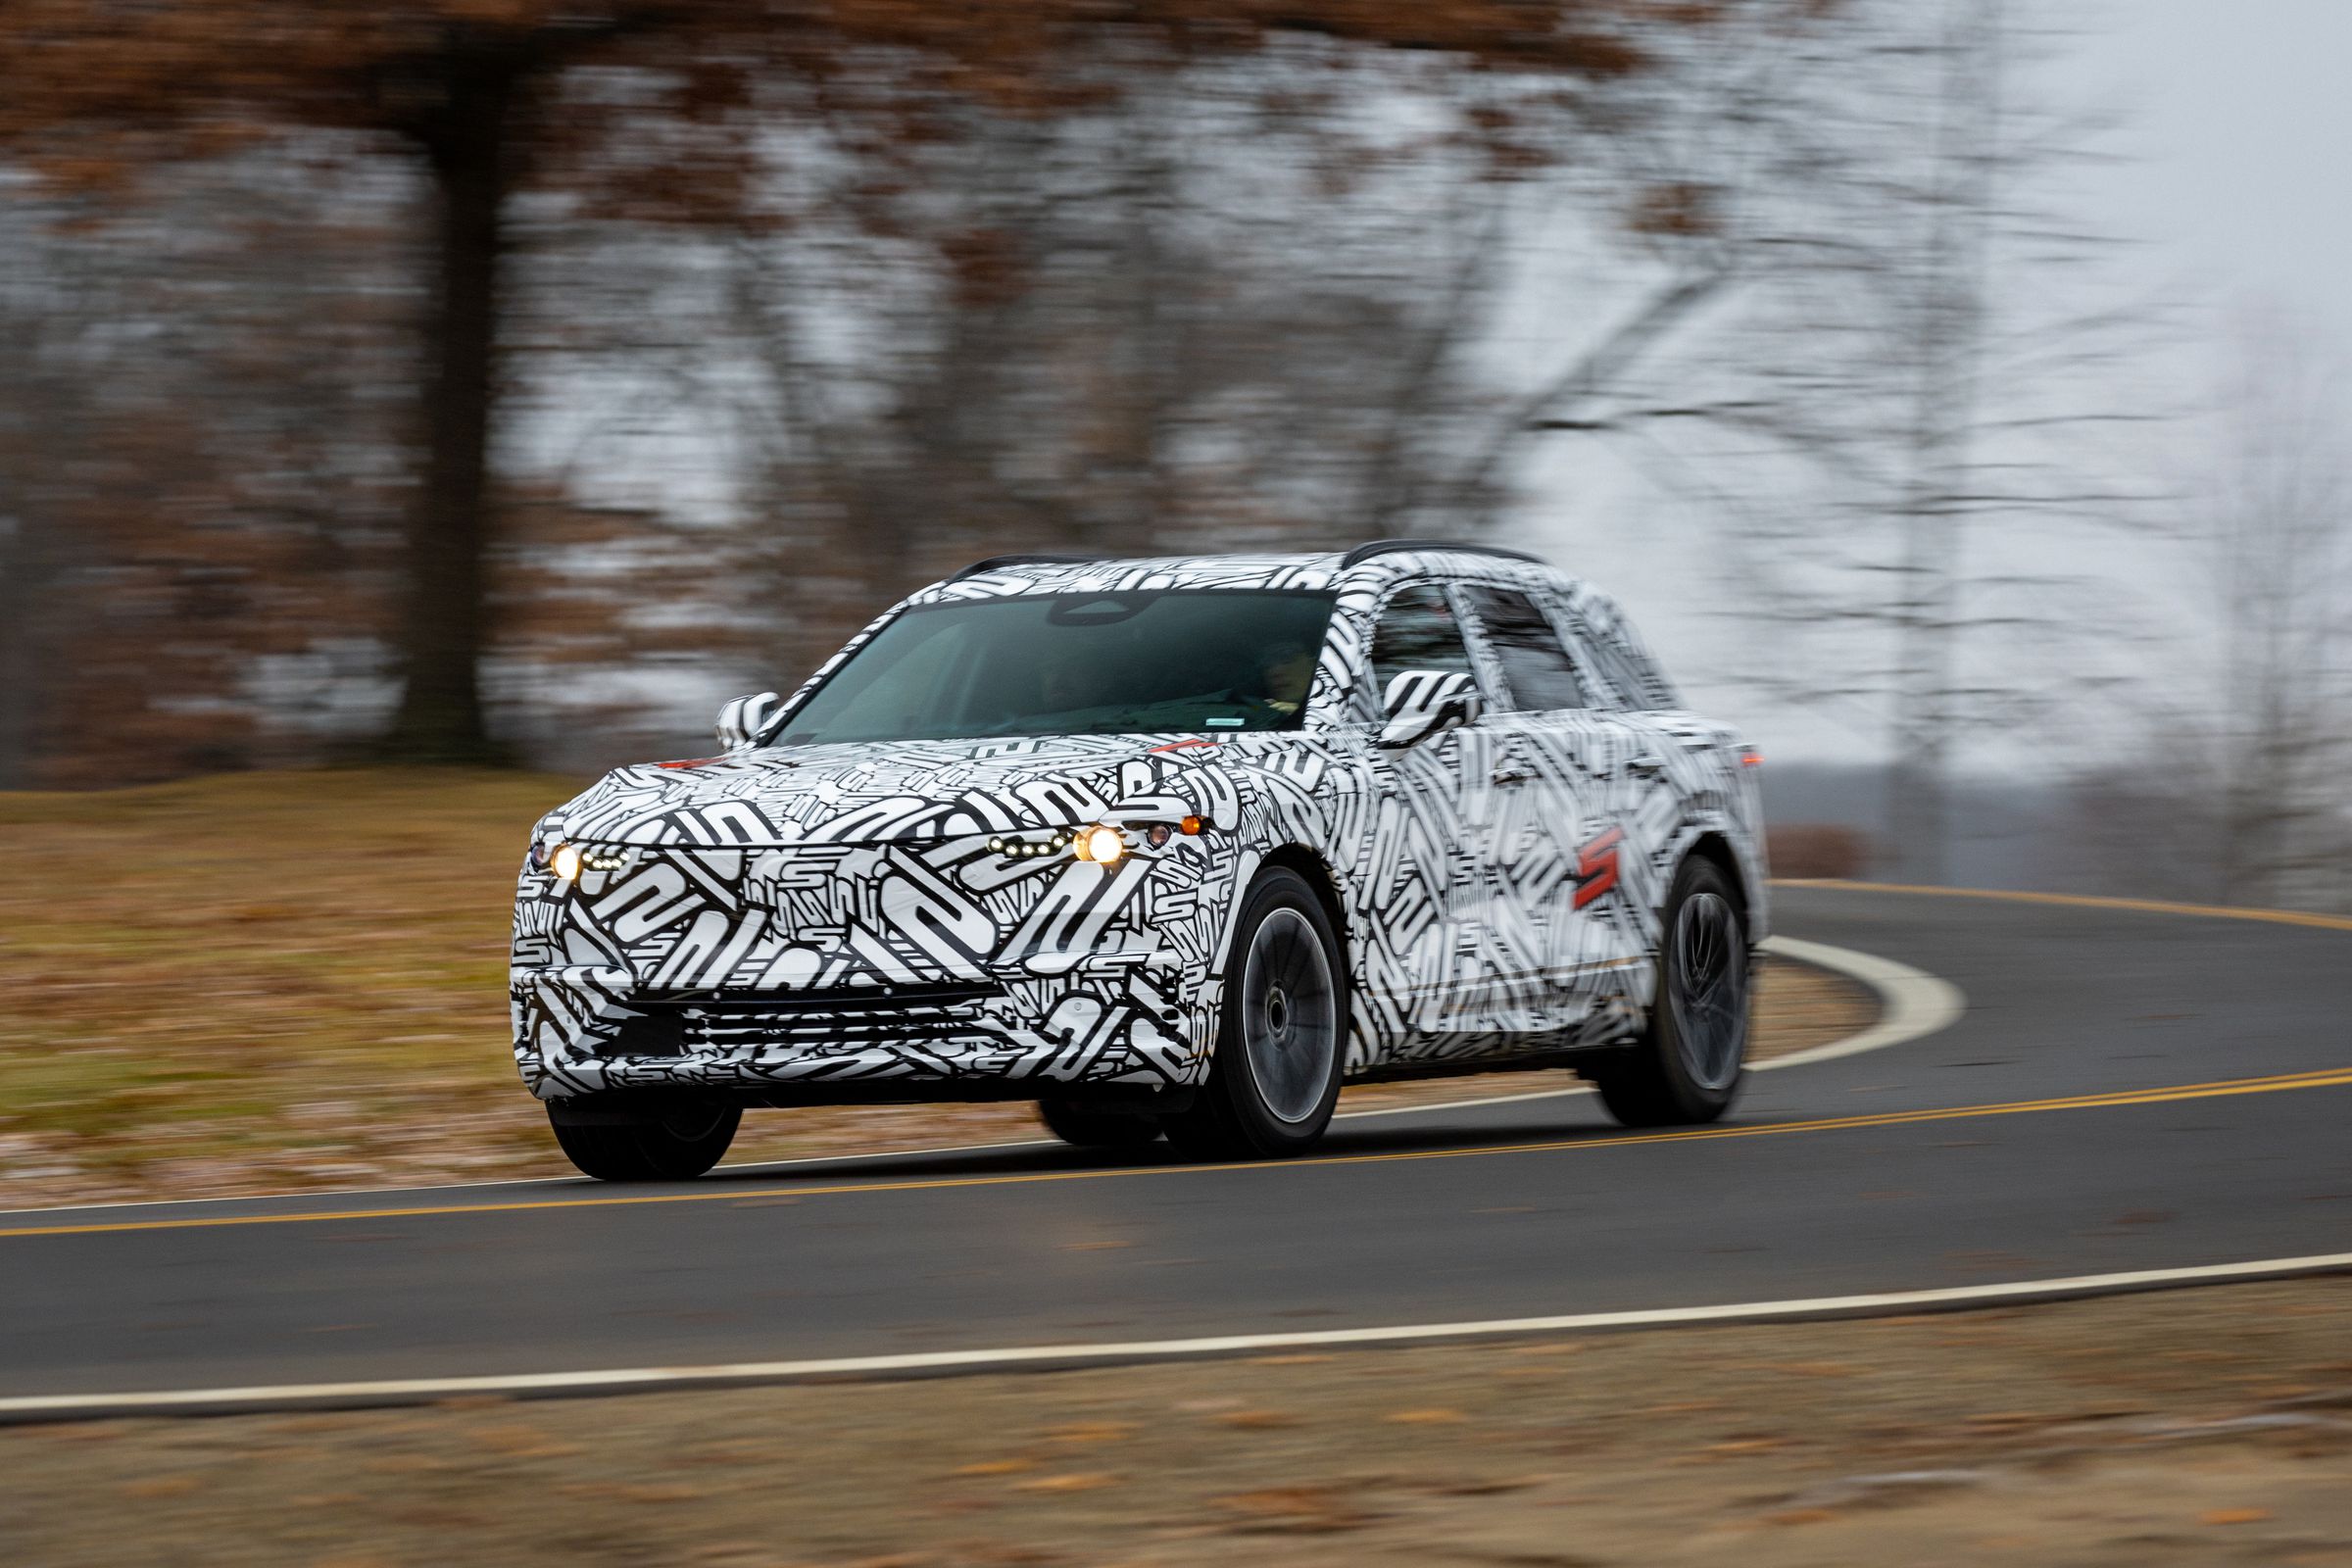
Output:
top-left (6, 885), bottom-right (2350, 1407)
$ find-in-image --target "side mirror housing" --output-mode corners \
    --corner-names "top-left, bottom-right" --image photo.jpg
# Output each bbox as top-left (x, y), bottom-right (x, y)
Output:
top-left (715, 691), bottom-right (784, 750)
top-left (1378, 670), bottom-right (1483, 748)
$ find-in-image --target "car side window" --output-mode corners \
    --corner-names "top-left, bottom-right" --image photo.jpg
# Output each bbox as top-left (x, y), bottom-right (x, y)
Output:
top-left (1459, 585), bottom-right (1589, 712)
top-left (1560, 615), bottom-right (1660, 710)
top-left (1367, 584), bottom-right (1474, 709)
top-left (1552, 592), bottom-right (1681, 710)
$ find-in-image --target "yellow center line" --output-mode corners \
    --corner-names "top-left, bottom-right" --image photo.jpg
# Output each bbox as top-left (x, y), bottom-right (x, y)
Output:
top-left (7, 1065), bottom-right (2350, 1243)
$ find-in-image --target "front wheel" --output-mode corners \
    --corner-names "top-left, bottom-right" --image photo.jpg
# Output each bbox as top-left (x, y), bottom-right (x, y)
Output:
top-left (1161, 866), bottom-right (1348, 1160)
top-left (1593, 856), bottom-right (1750, 1128)
top-left (548, 1102), bottom-right (740, 1182)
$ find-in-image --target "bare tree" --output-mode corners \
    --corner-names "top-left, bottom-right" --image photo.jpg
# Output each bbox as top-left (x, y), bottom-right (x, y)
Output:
top-left (2066, 320), bottom-right (2352, 911)
top-left (2193, 324), bottom-right (2351, 907)
top-left (1553, 0), bottom-right (2165, 881)
top-left (574, 38), bottom-right (1546, 677)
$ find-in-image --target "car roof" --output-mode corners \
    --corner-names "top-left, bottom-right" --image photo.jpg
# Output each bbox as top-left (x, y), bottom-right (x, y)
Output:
top-left (913, 547), bottom-right (1589, 603)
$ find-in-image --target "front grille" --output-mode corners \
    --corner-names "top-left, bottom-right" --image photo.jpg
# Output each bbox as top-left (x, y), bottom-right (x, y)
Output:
top-left (630, 982), bottom-right (999, 1014)
top-left (599, 1010), bottom-right (687, 1058)
top-left (611, 982), bottom-right (1003, 1054)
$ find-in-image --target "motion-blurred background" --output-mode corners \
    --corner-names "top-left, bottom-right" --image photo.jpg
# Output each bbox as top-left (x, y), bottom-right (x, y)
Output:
top-left (2, 0), bottom-right (2346, 910)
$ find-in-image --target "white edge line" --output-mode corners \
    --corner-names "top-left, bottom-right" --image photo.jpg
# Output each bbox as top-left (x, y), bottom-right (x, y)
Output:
top-left (1752, 935), bottom-right (1969, 1069)
top-left (6, 1251), bottom-right (2343, 1422)
top-left (1336, 935), bottom-right (1968, 1115)
top-left (0, 936), bottom-right (1961, 1219)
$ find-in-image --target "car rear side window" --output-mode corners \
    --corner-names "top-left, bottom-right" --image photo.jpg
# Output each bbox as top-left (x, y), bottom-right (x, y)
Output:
top-left (1564, 613), bottom-right (1676, 710)
top-left (1459, 585), bottom-right (1590, 711)
top-left (1368, 584), bottom-right (1475, 705)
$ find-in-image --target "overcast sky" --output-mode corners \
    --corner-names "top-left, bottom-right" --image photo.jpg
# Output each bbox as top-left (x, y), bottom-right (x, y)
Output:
top-left (2093, 0), bottom-right (2352, 351)
top-left (1521, 0), bottom-right (2352, 768)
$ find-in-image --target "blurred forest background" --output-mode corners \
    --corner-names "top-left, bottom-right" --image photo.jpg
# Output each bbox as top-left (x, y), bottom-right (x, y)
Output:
top-left (2, 0), bottom-right (2347, 911)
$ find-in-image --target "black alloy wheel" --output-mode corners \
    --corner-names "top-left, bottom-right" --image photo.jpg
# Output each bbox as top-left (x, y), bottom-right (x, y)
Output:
top-left (1593, 856), bottom-right (1750, 1128)
top-left (1161, 865), bottom-right (1348, 1160)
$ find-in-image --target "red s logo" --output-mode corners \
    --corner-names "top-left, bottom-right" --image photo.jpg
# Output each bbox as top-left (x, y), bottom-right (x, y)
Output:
top-left (1573, 826), bottom-right (1624, 910)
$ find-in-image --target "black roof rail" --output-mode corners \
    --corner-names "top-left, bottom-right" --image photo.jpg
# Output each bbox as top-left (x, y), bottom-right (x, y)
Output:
top-left (1339, 538), bottom-right (1550, 570)
top-left (949, 553), bottom-right (1104, 582)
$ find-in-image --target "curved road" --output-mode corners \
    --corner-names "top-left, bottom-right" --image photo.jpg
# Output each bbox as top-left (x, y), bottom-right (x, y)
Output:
top-left (6, 886), bottom-right (2349, 1414)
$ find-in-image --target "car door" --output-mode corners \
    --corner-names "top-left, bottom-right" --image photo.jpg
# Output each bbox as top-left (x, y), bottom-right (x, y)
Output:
top-left (1346, 579), bottom-right (1517, 1044)
top-left (1453, 581), bottom-right (1649, 1034)
top-left (1543, 589), bottom-right (1728, 964)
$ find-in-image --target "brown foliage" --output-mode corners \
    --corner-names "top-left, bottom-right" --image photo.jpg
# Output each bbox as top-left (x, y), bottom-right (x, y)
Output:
top-left (0, 0), bottom-right (1689, 775)
top-left (0, 3), bottom-right (1661, 184)
top-left (1765, 822), bottom-right (1875, 879)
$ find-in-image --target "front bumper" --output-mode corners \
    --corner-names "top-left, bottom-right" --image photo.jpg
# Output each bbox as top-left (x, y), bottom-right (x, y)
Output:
top-left (508, 819), bottom-right (1246, 1102)
top-left (511, 956), bottom-right (1214, 1102)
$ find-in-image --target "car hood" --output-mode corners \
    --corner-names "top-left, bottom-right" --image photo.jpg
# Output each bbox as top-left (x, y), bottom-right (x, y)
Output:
top-left (548, 734), bottom-right (1256, 848)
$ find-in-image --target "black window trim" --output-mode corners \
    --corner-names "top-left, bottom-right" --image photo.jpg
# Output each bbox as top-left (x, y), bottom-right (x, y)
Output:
top-left (1349, 574), bottom-right (1498, 722)
top-left (1453, 576), bottom-right (1600, 715)
top-left (1536, 593), bottom-right (1651, 713)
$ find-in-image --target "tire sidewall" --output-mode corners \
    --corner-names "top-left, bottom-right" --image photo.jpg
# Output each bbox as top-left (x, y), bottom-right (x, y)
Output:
top-left (549, 1102), bottom-right (740, 1181)
top-left (1210, 866), bottom-right (1348, 1154)
top-left (1648, 857), bottom-right (1749, 1116)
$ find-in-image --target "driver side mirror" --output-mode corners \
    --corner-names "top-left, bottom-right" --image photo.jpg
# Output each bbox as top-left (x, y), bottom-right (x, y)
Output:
top-left (716, 691), bottom-right (784, 750)
top-left (1378, 670), bottom-right (1483, 749)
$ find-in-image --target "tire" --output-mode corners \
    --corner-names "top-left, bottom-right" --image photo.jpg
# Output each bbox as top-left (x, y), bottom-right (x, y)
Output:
top-left (1038, 1100), bottom-right (1164, 1150)
top-left (548, 1102), bottom-right (741, 1182)
top-left (1161, 866), bottom-right (1348, 1160)
top-left (1594, 856), bottom-right (1750, 1128)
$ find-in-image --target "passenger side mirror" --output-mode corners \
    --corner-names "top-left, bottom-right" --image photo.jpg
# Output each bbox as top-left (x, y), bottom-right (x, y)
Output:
top-left (716, 691), bottom-right (784, 750)
top-left (1378, 670), bottom-right (1483, 748)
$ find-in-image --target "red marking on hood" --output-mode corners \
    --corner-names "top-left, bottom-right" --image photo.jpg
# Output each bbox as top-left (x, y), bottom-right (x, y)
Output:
top-left (657, 756), bottom-right (727, 770)
top-left (1149, 739), bottom-right (1221, 754)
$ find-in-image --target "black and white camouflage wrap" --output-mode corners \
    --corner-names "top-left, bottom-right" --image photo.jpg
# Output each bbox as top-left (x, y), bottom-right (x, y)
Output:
top-left (510, 549), bottom-right (1769, 1102)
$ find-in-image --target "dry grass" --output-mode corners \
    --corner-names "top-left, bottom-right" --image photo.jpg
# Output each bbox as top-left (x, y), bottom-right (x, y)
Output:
top-left (0, 769), bottom-right (1871, 1207)
top-left (5, 1276), bottom-right (2349, 1565)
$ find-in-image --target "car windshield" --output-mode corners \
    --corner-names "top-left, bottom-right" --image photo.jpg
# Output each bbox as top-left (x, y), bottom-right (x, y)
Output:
top-left (773, 590), bottom-right (1339, 746)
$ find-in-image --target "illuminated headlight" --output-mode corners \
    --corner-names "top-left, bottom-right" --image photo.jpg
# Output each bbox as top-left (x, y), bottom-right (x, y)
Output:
top-left (983, 823), bottom-right (1191, 863)
top-left (547, 842), bottom-right (583, 883)
top-left (1073, 825), bottom-right (1126, 864)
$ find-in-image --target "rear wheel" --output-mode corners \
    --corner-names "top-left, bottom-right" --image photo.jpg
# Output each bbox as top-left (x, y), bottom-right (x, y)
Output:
top-left (1161, 866), bottom-right (1348, 1160)
top-left (548, 1102), bottom-right (740, 1182)
top-left (1594, 856), bottom-right (1749, 1128)
top-left (1038, 1100), bottom-right (1164, 1150)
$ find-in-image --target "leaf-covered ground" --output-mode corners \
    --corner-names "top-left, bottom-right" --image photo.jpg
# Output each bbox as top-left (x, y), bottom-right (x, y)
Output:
top-left (6, 1276), bottom-right (2347, 1565)
top-left (0, 769), bottom-right (1869, 1207)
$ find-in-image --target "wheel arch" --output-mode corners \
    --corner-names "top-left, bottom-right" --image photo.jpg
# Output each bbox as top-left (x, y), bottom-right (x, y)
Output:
top-left (1681, 829), bottom-right (1762, 942)
top-left (1259, 843), bottom-right (1351, 960)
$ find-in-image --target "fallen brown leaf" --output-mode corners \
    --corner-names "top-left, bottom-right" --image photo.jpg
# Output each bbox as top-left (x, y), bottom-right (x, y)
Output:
top-left (1216, 1410), bottom-right (1298, 1429)
top-left (1009, 1472), bottom-right (1119, 1493)
top-left (1215, 1485), bottom-right (1374, 1535)
top-left (121, 1475), bottom-right (202, 1499)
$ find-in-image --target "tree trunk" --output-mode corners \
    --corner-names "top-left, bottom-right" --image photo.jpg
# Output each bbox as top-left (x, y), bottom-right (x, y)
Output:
top-left (0, 519), bottom-right (41, 789)
top-left (1885, 0), bottom-right (2001, 885)
top-left (384, 55), bottom-right (517, 764)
